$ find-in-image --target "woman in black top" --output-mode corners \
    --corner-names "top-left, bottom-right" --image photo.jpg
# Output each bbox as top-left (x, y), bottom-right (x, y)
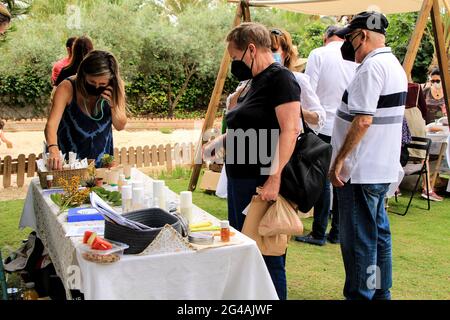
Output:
top-left (204, 22), bottom-right (301, 300)
top-left (54, 36), bottom-right (94, 87)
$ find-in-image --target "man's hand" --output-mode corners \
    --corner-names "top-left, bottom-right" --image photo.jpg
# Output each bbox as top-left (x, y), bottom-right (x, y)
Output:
top-left (329, 158), bottom-right (345, 188)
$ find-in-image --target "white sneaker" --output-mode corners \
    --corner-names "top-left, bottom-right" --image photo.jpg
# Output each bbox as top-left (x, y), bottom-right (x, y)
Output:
top-left (421, 191), bottom-right (443, 202)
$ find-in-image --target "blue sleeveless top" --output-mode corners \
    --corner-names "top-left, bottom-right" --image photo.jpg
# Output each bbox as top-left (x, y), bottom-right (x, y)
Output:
top-left (57, 79), bottom-right (114, 168)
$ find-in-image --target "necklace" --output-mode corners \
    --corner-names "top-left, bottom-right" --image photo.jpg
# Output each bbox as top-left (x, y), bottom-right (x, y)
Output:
top-left (83, 98), bottom-right (105, 121)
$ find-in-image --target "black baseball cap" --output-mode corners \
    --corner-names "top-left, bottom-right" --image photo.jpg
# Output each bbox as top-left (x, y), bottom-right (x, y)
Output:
top-left (335, 11), bottom-right (389, 37)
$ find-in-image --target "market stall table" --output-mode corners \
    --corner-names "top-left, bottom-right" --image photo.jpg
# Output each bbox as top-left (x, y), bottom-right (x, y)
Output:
top-left (19, 169), bottom-right (278, 300)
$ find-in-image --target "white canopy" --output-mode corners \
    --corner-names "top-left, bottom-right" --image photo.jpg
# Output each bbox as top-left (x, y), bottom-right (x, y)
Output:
top-left (241, 0), bottom-right (444, 15)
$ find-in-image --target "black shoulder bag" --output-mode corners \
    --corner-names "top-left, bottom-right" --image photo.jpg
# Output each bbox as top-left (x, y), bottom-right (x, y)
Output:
top-left (279, 107), bottom-right (333, 213)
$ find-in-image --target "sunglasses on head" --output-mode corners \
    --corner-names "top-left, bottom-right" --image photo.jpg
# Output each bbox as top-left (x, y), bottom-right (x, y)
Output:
top-left (271, 29), bottom-right (283, 36)
top-left (430, 80), bottom-right (441, 84)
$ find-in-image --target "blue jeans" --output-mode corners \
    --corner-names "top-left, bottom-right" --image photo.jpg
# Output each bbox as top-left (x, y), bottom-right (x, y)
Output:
top-left (312, 134), bottom-right (339, 240)
top-left (227, 175), bottom-right (287, 300)
top-left (336, 182), bottom-right (392, 300)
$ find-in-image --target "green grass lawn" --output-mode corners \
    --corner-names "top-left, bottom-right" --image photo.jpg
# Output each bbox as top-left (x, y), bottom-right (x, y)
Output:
top-left (1, 168), bottom-right (449, 300)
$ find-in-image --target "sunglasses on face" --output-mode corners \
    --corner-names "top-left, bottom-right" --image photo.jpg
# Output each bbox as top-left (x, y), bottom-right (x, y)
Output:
top-left (431, 80), bottom-right (441, 84)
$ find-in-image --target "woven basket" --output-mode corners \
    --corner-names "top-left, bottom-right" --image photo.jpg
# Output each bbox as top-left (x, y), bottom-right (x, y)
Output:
top-left (104, 208), bottom-right (182, 254)
top-left (38, 168), bottom-right (89, 189)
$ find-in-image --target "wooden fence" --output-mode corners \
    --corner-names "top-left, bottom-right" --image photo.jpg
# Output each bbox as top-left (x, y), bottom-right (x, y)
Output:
top-left (0, 143), bottom-right (195, 188)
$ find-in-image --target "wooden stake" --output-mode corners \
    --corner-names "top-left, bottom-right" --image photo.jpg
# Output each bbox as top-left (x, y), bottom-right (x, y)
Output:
top-left (188, 1), bottom-right (250, 191)
top-left (402, 0), bottom-right (434, 81)
top-left (431, 0), bottom-right (450, 128)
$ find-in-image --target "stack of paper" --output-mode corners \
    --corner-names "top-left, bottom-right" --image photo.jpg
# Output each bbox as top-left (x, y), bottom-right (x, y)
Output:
top-left (90, 192), bottom-right (153, 231)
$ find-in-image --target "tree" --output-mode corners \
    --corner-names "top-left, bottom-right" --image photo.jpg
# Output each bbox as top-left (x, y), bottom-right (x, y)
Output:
top-left (136, 3), bottom-right (231, 117)
top-left (153, 0), bottom-right (211, 16)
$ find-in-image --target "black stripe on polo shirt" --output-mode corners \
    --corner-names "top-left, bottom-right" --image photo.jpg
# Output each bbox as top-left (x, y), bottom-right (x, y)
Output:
top-left (377, 92), bottom-right (407, 109)
top-left (336, 110), bottom-right (403, 125)
top-left (342, 90), bottom-right (348, 104)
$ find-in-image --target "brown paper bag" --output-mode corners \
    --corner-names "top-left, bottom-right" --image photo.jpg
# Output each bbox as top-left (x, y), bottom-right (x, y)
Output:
top-left (258, 195), bottom-right (303, 236)
top-left (242, 195), bottom-right (288, 256)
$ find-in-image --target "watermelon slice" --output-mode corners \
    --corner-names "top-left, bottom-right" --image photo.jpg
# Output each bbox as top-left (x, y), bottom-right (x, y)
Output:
top-left (87, 232), bottom-right (98, 246)
top-left (83, 231), bottom-right (95, 244)
top-left (91, 237), bottom-right (113, 251)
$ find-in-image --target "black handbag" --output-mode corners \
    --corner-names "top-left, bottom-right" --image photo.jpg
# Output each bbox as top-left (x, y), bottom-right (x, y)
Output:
top-left (280, 108), bottom-right (333, 213)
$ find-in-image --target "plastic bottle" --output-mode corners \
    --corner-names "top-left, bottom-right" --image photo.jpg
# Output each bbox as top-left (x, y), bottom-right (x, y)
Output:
top-left (46, 175), bottom-right (53, 189)
top-left (121, 185), bottom-right (132, 213)
top-left (132, 187), bottom-right (144, 211)
top-left (22, 282), bottom-right (39, 300)
top-left (180, 191), bottom-right (193, 223)
top-left (220, 220), bottom-right (230, 242)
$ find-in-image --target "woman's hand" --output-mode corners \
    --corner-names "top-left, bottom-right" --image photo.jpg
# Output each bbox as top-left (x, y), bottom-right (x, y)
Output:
top-left (260, 175), bottom-right (281, 202)
top-left (47, 148), bottom-right (63, 170)
top-left (202, 134), bottom-right (225, 162)
top-left (101, 86), bottom-right (113, 105)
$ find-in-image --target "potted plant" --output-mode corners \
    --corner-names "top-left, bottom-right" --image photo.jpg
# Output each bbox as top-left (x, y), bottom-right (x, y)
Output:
top-left (101, 154), bottom-right (116, 169)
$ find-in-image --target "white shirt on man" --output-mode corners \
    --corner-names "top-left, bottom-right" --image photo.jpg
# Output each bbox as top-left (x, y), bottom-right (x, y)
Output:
top-left (293, 72), bottom-right (326, 132)
top-left (331, 47), bottom-right (408, 184)
top-left (305, 40), bottom-right (357, 136)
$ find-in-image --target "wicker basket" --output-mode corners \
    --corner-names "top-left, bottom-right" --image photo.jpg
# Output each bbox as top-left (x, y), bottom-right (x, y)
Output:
top-left (104, 208), bottom-right (182, 254)
top-left (38, 168), bottom-right (89, 189)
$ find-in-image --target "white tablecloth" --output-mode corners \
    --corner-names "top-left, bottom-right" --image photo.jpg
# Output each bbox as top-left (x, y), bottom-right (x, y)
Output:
top-left (20, 169), bottom-right (278, 300)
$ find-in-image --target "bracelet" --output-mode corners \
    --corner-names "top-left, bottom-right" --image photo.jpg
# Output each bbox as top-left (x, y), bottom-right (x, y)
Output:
top-left (47, 144), bottom-right (59, 150)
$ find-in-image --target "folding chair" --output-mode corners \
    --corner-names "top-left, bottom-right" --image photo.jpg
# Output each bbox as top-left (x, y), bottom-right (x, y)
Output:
top-left (393, 136), bottom-right (432, 216)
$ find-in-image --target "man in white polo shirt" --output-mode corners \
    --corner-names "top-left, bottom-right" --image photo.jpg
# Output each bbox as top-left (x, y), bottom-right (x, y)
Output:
top-left (330, 12), bottom-right (407, 300)
top-left (295, 26), bottom-right (357, 246)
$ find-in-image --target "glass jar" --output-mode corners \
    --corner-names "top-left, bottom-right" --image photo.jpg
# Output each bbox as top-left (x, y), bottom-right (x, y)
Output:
top-left (22, 282), bottom-right (39, 300)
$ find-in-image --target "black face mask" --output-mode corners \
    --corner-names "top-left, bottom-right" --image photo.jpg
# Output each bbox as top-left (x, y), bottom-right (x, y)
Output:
top-left (231, 46), bottom-right (253, 81)
top-left (340, 32), bottom-right (363, 62)
top-left (85, 82), bottom-right (108, 96)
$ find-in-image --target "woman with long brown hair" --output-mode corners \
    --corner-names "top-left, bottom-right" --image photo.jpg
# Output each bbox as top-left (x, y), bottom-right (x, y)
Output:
top-left (45, 50), bottom-right (127, 168)
top-left (54, 36), bottom-right (94, 86)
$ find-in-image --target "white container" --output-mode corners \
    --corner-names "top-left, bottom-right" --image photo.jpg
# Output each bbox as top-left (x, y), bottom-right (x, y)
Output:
top-left (180, 191), bottom-right (192, 208)
top-left (121, 185), bottom-right (132, 213)
top-left (180, 191), bottom-right (193, 223)
top-left (132, 187), bottom-right (144, 211)
top-left (132, 180), bottom-right (144, 190)
top-left (153, 180), bottom-right (165, 209)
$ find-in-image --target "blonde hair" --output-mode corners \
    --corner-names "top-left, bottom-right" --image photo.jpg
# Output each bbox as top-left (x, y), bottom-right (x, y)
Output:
top-left (270, 28), bottom-right (298, 71)
top-left (226, 22), bottom-right (271, 51)
top-left (76, 50), bottom-right (126, 111)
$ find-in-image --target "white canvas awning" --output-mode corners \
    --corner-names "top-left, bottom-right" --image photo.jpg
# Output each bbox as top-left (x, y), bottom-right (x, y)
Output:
top-left (234, 0), bottom-right (446, 16)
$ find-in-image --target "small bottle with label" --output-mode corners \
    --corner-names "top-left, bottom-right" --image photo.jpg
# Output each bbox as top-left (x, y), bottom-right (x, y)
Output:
top-left (121, 185), bottom-right (132, 213)
top-left (46, 175), bottom-right (54, 189)
top-left (220, 220), bottom-right (230, 242)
